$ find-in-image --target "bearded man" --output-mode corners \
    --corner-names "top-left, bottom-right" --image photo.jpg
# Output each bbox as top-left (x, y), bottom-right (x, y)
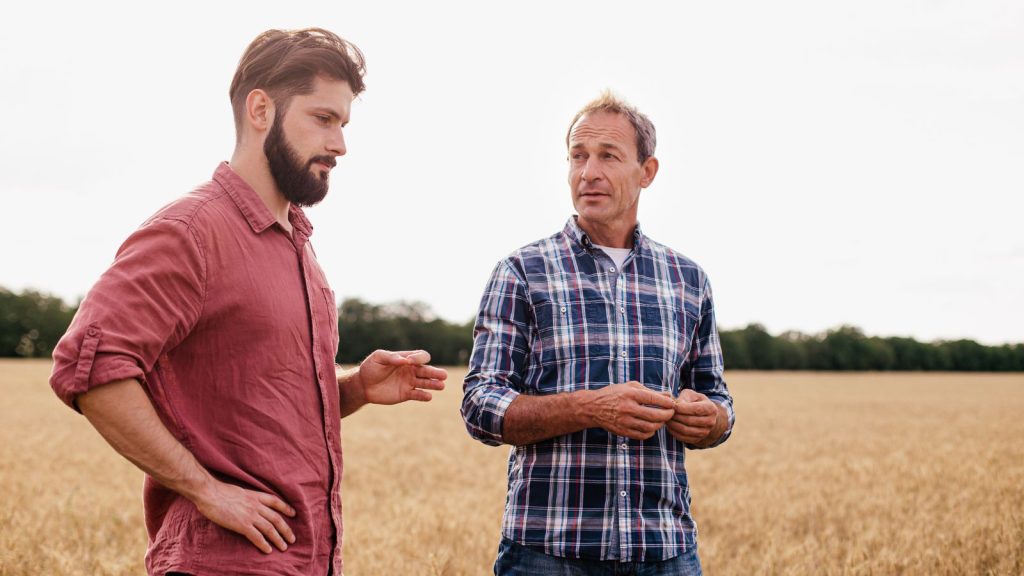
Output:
top-left (49, 28), bottom-right (446, 576)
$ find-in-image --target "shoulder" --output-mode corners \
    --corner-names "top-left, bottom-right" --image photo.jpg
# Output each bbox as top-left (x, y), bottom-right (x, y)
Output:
top-left (493, 228), bottom-right (573, 282)
top-left (142, 179), bottom-right (232, 232)
top-left (641, 235), bottom-right (710, 287)
top-left (115, 180), bottom-right (235, 261)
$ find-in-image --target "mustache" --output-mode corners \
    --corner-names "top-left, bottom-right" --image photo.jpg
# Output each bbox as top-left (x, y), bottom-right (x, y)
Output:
top-left (309, 156), bottom-right (337, 169)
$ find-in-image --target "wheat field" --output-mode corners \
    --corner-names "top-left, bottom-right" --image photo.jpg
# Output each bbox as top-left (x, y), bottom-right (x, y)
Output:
top-left (1, 359), bottom-right (1022, 575)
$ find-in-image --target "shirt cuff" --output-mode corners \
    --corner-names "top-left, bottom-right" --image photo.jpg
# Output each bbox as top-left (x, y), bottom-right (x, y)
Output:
top-left (51, 324), bottom-right (145, 412)
top-left (463, 385), bottom-right (520, 446)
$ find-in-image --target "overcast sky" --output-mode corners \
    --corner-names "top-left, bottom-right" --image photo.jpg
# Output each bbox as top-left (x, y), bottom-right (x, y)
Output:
top-left (2, 1), bottom-right (1022, 345)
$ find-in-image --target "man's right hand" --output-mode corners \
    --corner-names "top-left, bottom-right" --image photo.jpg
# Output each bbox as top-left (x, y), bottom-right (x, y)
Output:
top-left (580, 381), bottom-right (676, 440)
top-left (192, 480), bottom-right (297, 554)
top-left (78, 379), bottom-right (298, 555)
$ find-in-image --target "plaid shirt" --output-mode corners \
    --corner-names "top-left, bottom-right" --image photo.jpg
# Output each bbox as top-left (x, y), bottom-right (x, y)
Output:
top-left (462, 217), bottom-right (734, 562)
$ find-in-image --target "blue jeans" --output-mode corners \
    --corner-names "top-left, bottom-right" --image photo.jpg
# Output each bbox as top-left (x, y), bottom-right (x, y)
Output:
top-left (494, 537), bottom-right (702, 576)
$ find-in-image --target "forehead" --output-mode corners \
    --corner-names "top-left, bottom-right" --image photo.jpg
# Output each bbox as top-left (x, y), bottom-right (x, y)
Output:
top-left (569, 111), bottom-right (637, 150)
top-left (291, 76), bottom-right (355, 115)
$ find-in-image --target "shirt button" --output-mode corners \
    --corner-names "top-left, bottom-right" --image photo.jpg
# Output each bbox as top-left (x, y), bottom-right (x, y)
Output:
top-left (560, 306), bottom-right (567, 313)
top-left (620, 350), bottom-right (626, 357)
top-left (619, 306), bottom-right (625, 314)
top-left (620, 443), bottom-right (628, 450)
top-left (86, 328), bottom-right (98, 337)
top-left (620, 491), bottom-right (627, 497)
top-left (609, 266), bottom-right (616, 273)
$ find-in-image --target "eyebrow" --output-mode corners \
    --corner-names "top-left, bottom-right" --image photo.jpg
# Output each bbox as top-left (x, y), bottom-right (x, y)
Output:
top-left (310, 106), bottom-right (347, 123)
top-left (570, 142), bottom-right (625, 153)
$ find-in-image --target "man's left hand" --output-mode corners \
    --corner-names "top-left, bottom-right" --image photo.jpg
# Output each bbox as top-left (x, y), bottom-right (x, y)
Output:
top-left (355, 349), bottom-right (447, 405)
top-left (667, 389), bottom-right (724, 446)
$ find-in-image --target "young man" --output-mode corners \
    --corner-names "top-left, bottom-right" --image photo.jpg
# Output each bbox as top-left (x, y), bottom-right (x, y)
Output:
top-left (50, 28), bottom-right (446, 576)
top-left (462, 93), bottom-right (734, 575)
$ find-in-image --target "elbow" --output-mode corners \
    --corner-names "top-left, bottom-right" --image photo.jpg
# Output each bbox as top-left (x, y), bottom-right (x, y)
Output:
top-left (459, 397), bottom-right (504, 446)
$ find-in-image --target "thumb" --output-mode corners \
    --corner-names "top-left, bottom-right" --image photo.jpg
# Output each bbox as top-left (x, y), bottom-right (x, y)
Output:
top-left (399, 350), bottom-right (431, 364)
top-left (369, 349), bottom-right (409, 365)
top-left (679, 388), bottom-right (704, 402)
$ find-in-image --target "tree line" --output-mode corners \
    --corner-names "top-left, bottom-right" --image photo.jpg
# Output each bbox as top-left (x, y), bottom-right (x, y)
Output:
top-left (2, 287), bottom-right (1022, 371)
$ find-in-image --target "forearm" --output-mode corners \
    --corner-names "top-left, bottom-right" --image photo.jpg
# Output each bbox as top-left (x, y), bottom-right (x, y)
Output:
top-left (336, 365), bottom-right (367, 419)
top-left (501, 391), bottom-right (593, 446)
top-left (77, 378), bottom-right (215, 502)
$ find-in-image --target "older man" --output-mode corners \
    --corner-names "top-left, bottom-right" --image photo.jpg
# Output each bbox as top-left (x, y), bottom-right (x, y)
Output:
top-left (462, 93), bottom-right (734, 575)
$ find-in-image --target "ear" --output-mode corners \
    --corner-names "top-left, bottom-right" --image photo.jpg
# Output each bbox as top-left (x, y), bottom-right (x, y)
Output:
top-left (639, 156), bottom-right (659, 188)
top-left (244, 89), bottom-right (275, 134)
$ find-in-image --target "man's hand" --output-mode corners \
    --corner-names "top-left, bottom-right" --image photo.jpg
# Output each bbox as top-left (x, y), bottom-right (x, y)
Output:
top-left (78, 378), bottom-right (297, 554)
top-left (342, 350), bottom-right (447, 414)
top-left (191, 479), bottom-right (296, 554)
top-left (667, 388), bottom-right (725, 446)
top-left (580, 381), bottom-right (676, 440)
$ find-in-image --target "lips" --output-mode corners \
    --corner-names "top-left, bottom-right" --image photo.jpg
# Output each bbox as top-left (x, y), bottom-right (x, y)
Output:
top-left (310, 157), bottom-right (337, 170)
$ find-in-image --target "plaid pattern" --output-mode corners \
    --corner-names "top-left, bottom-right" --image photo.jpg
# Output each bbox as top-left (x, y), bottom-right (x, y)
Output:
top-left (462, 217), bottom-right (734, 562)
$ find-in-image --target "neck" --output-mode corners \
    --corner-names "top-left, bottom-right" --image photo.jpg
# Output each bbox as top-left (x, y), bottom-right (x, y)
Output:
top-left (576, 216), bottom-right (635, 249)
top-left (229, 147), bottom-right (292, 232)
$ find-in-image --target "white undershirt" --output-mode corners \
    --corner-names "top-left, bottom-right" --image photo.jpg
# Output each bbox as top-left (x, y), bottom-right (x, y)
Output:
top-left (594, 244), bottom-right (631, 270)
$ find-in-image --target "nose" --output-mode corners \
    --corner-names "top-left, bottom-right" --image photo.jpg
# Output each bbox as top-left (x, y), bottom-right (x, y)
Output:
top-left (327, 127), bottom-right (347, 157)
top-left (579, 156), bottom-right (602, 182)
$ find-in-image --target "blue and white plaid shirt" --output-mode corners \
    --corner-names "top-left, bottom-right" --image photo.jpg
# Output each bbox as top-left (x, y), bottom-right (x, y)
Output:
top-left (462, 217), bottom-right (735, 562)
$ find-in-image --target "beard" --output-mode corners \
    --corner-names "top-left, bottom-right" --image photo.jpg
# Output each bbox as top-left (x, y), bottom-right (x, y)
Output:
top-left (264, 113), bottom-right (336, 207)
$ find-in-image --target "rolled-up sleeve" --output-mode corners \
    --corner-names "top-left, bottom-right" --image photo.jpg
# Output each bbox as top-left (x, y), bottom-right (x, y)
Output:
top-left (50, 217), bottom-right (206, 411)
top-left (461, 260), bottom-right (531, 446)
top-left (684, 275), bottom-right (735, 449)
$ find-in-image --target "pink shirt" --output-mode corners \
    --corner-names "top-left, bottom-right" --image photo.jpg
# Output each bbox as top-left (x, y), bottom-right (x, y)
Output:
top-left (51, 163), bottom-right (344, 575)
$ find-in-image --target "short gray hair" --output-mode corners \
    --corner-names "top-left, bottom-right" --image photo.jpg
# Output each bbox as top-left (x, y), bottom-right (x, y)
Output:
top-left (566, 90), bottom-right (657, 164)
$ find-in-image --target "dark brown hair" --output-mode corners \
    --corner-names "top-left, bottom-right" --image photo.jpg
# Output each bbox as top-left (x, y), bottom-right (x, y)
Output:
top-left (229, 28), bottom-right (366, 136)
top-left (566, 91), bottom-right (657, 164)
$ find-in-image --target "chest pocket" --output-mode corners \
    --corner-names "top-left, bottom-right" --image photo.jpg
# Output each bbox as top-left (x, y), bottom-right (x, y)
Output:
top-left (531, 297), bottom-right (613, 388)
top-left (635, 304), bottom-right (693, 395)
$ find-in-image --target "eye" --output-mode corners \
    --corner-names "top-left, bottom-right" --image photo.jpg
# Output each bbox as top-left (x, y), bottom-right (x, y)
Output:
top-left (315, 115), bottom-right (331, 124)
top-left (602, 152), bottom-right (619, 161)
top-left (571, 152), bottom-right (585, 160)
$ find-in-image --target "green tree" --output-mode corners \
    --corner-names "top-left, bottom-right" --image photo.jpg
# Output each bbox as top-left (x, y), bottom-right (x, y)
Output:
top-left (0, 288), bottom-right (78, 358)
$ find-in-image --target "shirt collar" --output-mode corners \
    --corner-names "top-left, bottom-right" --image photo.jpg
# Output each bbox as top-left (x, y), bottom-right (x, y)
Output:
top-left (563, 216), bottom-right (645, 252)
top-left (213, 162), bottom-right (314, 238)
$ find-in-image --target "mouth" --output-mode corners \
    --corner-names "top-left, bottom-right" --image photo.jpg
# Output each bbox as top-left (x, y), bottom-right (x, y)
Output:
top-left (311, 157), bottom-right (337, 170)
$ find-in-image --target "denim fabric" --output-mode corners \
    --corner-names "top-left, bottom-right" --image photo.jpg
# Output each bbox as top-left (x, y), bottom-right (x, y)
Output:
top-left (494, 537), bottom-right (702, 576)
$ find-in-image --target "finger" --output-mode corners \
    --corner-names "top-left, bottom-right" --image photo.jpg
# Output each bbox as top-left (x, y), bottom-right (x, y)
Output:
top-left (679, 388), bottom-right (708, 403)
top-left (415, 365), bottom-right (449, 380)
top-left (397, 350), bottom-right (431, 364)
top-left (632, 405), bottom-right (676, 423)
top-left (258, 508), bottom-right (295, 545)
top-left (674, 400), bottom-right (717, 417)
top-left (406, 389), bottom-right (433, 402)
top-left (669, 421), bottom-right (712, 440)
top-left (626, 385), bottom-right (675, 409)
top-left (641, 393), bottom-right (677, 410)
top-left (622, 418), bottom-right (664, 440)
top-left (414, 378), bottom-right (445, 391)
top-left (257, 493), bottom-right (296, 518)
top-left (242, 525), bottom-right (273, 554)
top-left (254, 516), bottom-right (288, 552)
top-left (672, 412), bottom-right (716, 427)
top-left (369, 349), bottom-right (411, 366)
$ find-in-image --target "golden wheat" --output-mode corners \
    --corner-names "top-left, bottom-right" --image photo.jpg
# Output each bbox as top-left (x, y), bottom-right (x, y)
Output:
top-left (1, 360), bottom-right (1021, 575)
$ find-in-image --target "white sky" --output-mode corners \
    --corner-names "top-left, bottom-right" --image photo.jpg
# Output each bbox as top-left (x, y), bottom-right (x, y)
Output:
top-left (2, 1), bottom-right (1022, 345)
